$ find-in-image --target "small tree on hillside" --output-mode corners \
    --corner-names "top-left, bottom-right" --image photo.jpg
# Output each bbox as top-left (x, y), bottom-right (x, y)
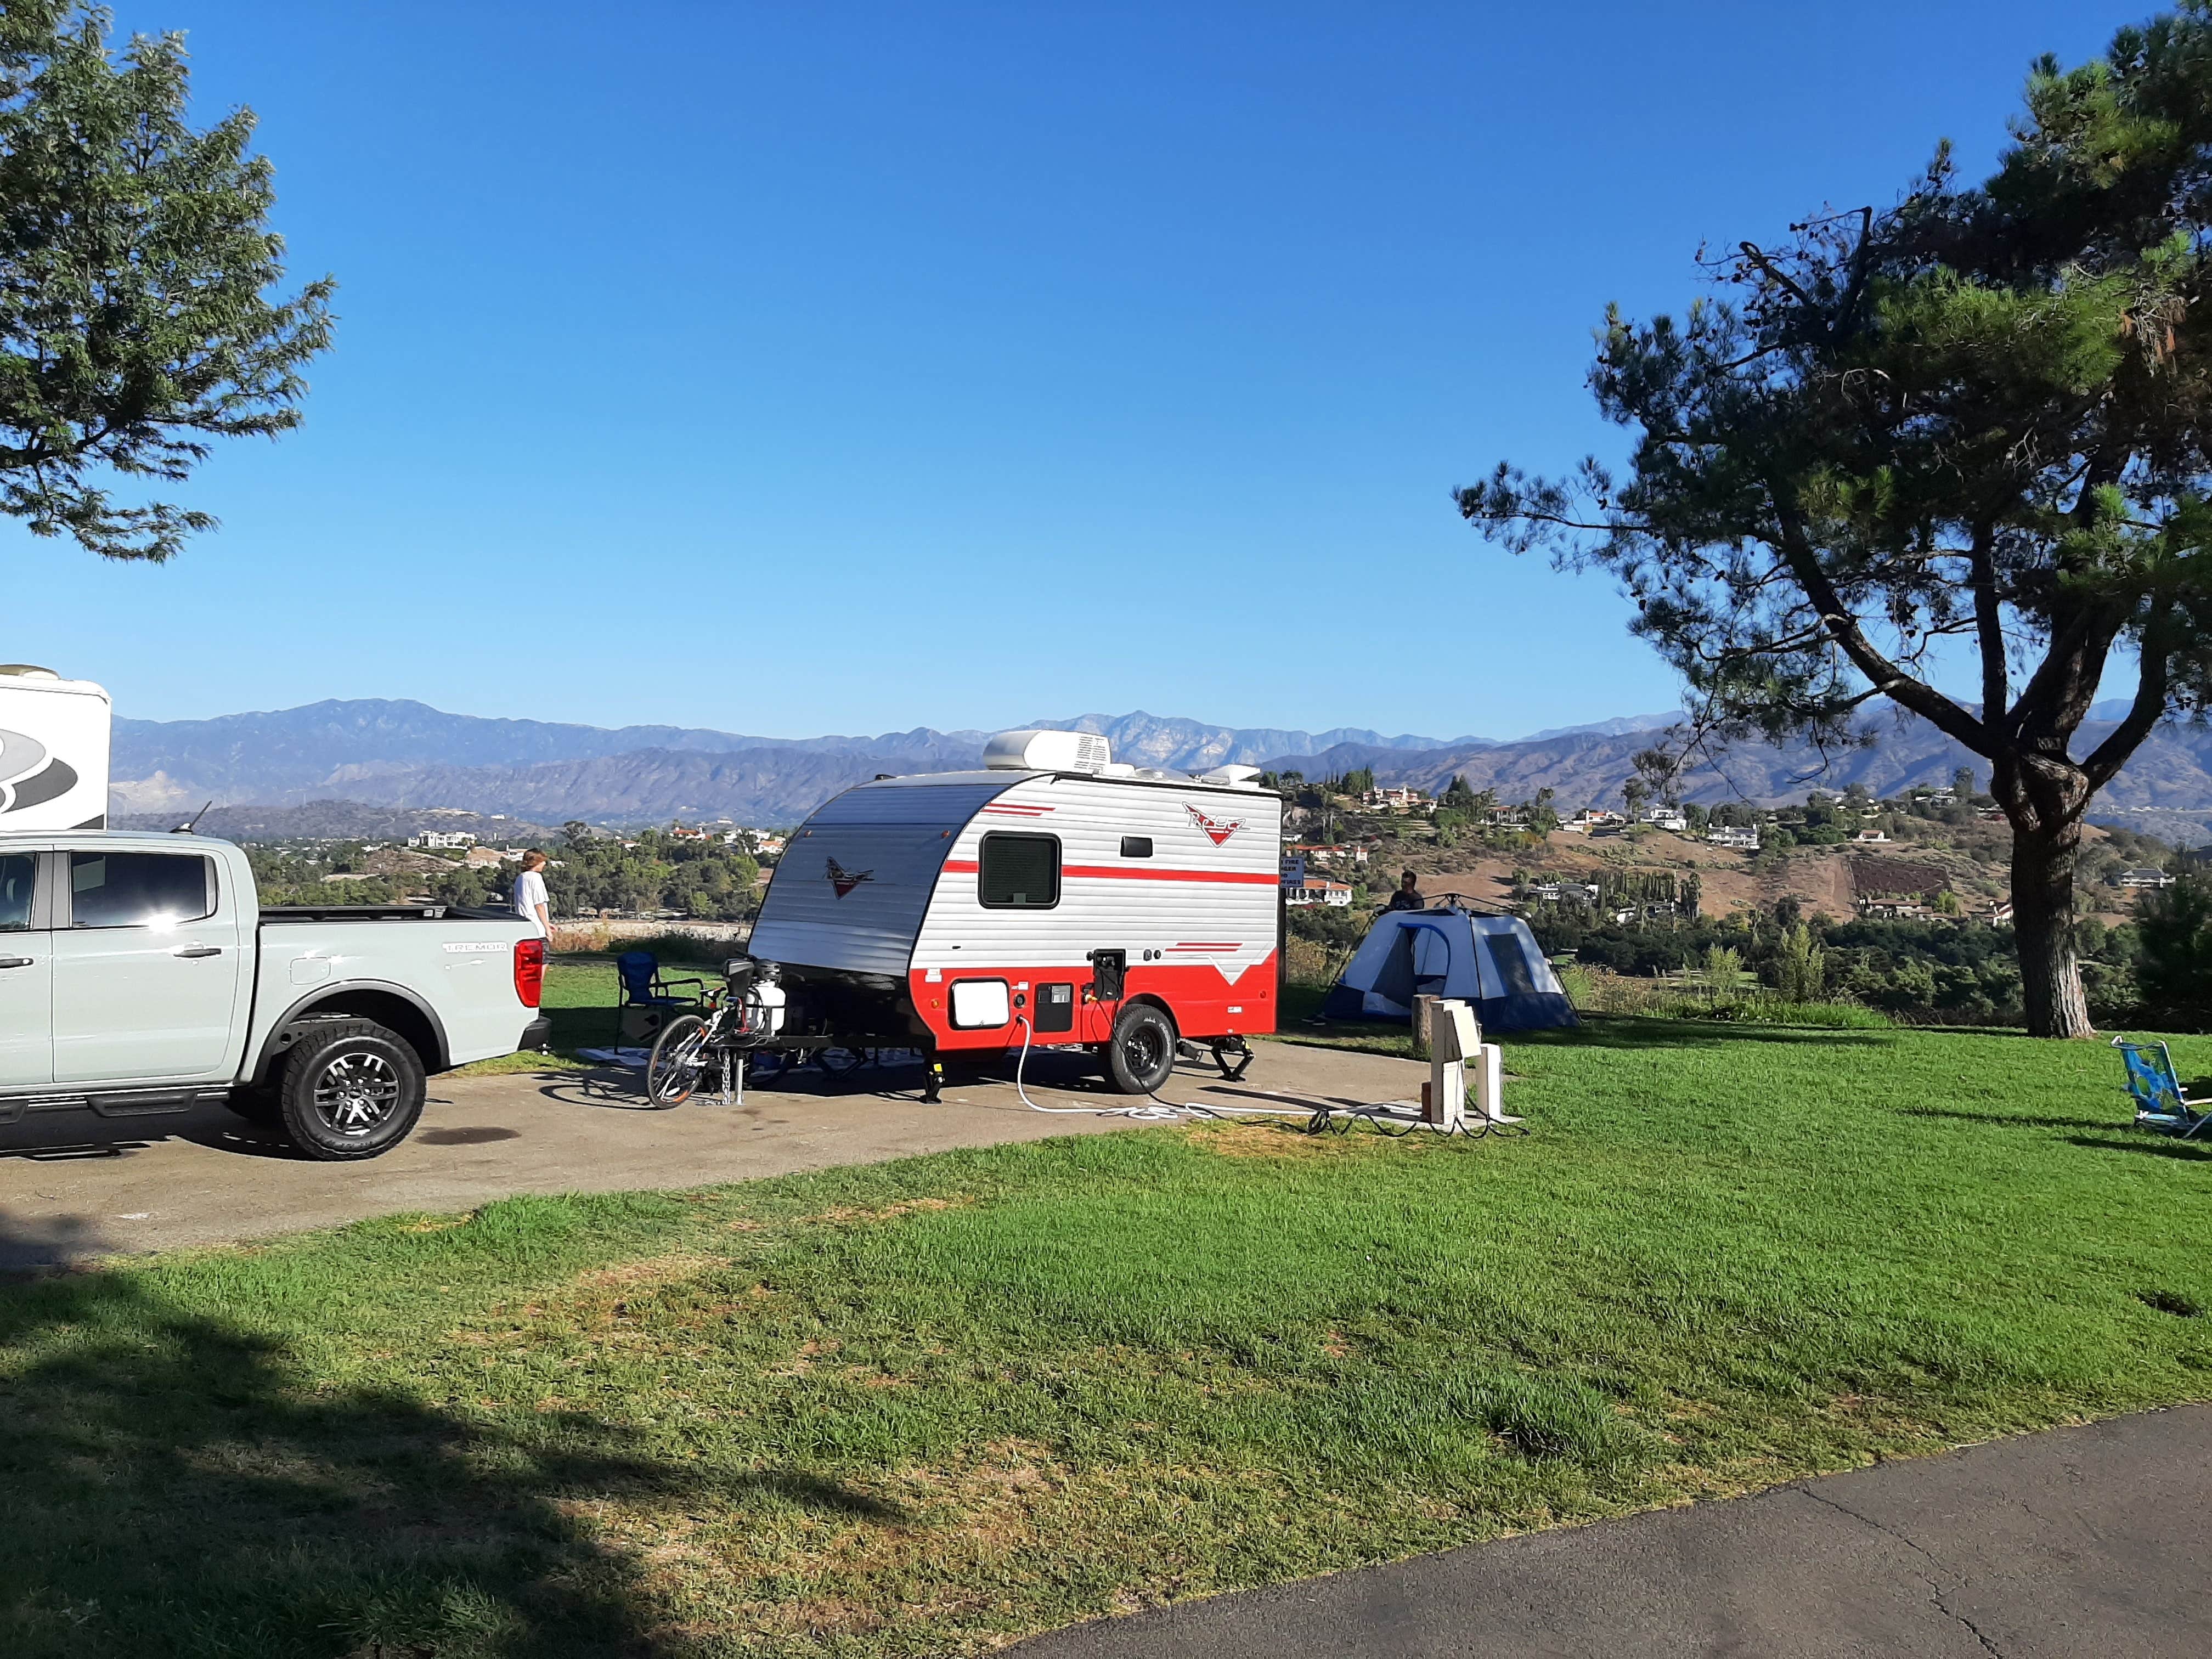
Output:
top-left (1459, 7), bottom-right (2212, 1035)
top-left (0, 3), bottom-right (332, 561)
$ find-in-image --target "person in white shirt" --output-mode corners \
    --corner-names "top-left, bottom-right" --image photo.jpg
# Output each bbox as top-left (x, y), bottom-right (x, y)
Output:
top-left (512, 850), bottom-right (552, 939)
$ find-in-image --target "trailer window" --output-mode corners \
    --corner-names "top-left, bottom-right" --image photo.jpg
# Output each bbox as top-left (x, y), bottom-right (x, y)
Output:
top-left (0, 854), bottom-right (32, 931)
top-left (68, 852), bottom-right (215, 928)
top-left (978, 833), bottom-right (1059, 909)
top-left (1119, 836), bottom-right (1152, 858)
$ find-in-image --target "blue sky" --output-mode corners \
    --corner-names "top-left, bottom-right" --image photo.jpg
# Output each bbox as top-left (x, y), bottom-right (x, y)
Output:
top-left (4, 1), bottom-right (2149, 739)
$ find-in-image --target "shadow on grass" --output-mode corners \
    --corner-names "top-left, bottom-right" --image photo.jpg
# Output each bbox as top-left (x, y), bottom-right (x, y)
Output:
top-left (1897, 1108), bottom-right (2132, 1132)
top-left (2064, 1133), bottom-right (2212, 1163)
top-left (0, 1252), bottom-right (898, 1657)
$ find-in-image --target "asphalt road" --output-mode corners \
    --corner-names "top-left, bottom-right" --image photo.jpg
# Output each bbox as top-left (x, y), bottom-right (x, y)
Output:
top-left (1015, 1406), bottom-right (2212, 1659)
top-left (0, 1039), bottom-right (1426, 1269)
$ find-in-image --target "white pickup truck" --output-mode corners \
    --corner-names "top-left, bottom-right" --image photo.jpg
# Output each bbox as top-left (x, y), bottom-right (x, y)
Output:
top-left (0, 830), bottom-right (551, 1160)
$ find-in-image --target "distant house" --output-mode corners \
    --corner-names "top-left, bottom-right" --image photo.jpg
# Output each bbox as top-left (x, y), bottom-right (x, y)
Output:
top-left (1859, 898), bottom-right (1932, 919)
top-left (1284, 876), bottom-right (1353, 909)
top-left (1852, 829), bottom-right (1892, 844)
top-left (462, 845), bottom-right (521, 868)
top-left (1638, 806), bottom-right (1690, 833)
top-left (1707, 826), bottom-right (1759, 850)
top-left (2114, 867), bottom-right (2176, 889)
top-left (1481, 806), bottom-right (1528, 828)
top-left (1565, 809), bottom-right (1627, 834)
top-left (669, 825), bottom-right (712, 842)
top-left (1284, 841), bottom-right (1369, 868)
top-left (1527, 880), bottom-right (1601, 905)
top-left (753, 833), bottom-right (788, 855)
top-left (1361, 786), bottom-right (1427, 810)
top-left (406, 830), bottom-right (475, 849)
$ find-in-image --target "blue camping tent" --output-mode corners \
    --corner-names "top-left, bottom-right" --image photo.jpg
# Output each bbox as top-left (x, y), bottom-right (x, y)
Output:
top-left (1322, 906), bottom-right (1578, 1031)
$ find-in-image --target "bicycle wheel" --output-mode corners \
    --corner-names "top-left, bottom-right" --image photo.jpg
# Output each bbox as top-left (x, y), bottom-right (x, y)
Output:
top-left (646, 1014), bottom-right (710, 1108)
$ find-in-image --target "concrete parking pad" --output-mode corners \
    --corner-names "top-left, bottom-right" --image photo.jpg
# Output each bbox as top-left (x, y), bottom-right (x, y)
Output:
top-left (0, 1039), bottom-right (1425, 1269)
top-left (1014, 1405), bottom-right (2212, 1659)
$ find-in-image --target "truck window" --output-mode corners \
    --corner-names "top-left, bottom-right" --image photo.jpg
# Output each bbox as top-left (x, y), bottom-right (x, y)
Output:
top-left (978, 833), bottom-right (1059, 909)
top-left (69, 852), bottom-right (216, 928)
top-left (0, 854), bottom-right (32, 930)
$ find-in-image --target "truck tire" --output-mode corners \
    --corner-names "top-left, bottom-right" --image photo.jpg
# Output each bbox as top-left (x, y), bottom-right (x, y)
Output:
top-left (276, 1019), bottom-right (426, 1160)
top-left (1105, 1003), bottom-right (1176, 1094)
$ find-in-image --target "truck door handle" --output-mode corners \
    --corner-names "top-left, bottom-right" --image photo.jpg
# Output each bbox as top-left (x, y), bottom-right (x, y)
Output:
top-left (0, 956), bottom-right (31, 969)
top-left (173, 945), bottom-right (224, 959)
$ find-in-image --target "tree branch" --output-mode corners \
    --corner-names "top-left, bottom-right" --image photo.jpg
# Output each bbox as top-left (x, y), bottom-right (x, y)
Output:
top-left (1773, 507), bottom-right (1993, 754)
top-left (2083, 608), bottom-right (2172, 791)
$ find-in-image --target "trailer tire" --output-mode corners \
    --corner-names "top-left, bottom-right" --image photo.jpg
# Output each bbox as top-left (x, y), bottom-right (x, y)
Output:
top-left (1105, 1003), bottom-right (1176, 1094)
top-left (275, 1019), bottom-right (426, 1161)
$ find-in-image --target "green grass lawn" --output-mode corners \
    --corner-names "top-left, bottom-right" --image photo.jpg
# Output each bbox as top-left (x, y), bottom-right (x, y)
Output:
top-left (3, 1020), bottom-right (2208, 1656)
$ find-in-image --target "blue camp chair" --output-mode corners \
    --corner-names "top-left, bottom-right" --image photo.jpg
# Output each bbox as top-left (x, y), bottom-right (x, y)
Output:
top-left (616, 951), bottom-right (704, 1041)
top-left (2113, 1037), bottom-right (2212, 1139)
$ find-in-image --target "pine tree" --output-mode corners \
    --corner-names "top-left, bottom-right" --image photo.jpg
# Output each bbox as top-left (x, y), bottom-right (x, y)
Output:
top-left (1461, 8), bottom-right (2212, 1035)
top-left (0, 3), bottom-right (333, 560)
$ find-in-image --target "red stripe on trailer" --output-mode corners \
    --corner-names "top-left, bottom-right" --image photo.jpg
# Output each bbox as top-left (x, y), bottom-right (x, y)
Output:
top-left (1062, 865), bottom-right (1277, 884)
top-left (940, 858), bottom-right (1274, 884)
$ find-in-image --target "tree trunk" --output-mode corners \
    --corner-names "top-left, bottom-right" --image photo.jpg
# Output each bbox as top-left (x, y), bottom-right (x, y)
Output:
top-left (2011, 822), bottom-right (2095, 1038)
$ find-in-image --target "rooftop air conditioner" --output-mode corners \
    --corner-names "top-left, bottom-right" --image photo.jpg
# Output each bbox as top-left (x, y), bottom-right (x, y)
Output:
top-left (1198, 764), bottom-right (1263, 789)
top-left (982, 729), bottom-right (1113, 774)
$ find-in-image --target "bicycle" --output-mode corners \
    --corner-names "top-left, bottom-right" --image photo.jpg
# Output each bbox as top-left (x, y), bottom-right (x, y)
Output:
top-left (645, 960), bottom-right (780, 1107)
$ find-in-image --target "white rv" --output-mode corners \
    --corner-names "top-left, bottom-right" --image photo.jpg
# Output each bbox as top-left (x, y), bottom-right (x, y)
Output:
top-left (748, 730), bottom-right (1284, 1093)
top-left (0, 667), bottom-right (110, 832)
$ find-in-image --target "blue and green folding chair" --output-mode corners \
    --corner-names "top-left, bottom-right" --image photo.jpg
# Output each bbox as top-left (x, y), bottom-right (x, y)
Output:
top-left (2112, 1037), bottom-right (2211, 1139)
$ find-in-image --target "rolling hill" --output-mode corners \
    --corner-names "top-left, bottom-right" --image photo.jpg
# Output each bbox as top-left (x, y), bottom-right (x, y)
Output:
top-left (103, 697), bottom-right (2212, 833)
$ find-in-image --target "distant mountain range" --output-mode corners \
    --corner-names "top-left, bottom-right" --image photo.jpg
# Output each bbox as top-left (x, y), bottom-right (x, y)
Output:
top-left (104, 697), bottom-right (2212, 834)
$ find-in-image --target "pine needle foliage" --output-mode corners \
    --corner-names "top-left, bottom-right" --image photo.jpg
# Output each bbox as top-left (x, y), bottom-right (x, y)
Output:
top-left (0, 2), bottom-right (334, 562)
top-left (1459, 6), bottom-right (2212, 1037)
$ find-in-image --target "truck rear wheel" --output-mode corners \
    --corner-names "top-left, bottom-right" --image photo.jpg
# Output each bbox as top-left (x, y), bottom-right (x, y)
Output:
top-left (1105, 1003), bottom-right (1176, 1094)
top-left (276, 1020), bottom-right (426, 1160)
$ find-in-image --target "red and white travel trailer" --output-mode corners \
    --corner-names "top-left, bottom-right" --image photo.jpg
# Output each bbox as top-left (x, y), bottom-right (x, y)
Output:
top-left (747, 730), bottom-right (1283, 1093)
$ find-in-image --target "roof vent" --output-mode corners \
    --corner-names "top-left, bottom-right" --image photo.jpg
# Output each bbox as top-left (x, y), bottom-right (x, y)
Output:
top-left (1197, 764), bottom-right (1263, 789)
top-left (0, 665), bottom-right (59, 679)
top-left (982, 729), bottom-right (1112, 774)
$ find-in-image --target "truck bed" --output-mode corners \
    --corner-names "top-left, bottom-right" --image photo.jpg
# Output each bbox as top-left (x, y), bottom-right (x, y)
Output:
top-left (261, 902), bottom-right (518, 924)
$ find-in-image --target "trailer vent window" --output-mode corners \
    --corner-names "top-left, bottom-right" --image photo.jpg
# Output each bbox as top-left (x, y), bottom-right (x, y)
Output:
top-left (978, 832), bottom-right (1059, 909)
top-left (1120, 836), bottom-right (1153, 858)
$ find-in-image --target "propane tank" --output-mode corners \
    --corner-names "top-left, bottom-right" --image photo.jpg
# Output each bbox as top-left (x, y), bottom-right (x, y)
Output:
top-left (744, 961), bottom-right (787, 1037)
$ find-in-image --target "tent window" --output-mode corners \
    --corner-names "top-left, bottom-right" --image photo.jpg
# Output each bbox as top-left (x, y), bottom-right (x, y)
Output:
top-left (979, 833), bottom-right (1059, 909)
top-left (1372, 924), bottom-right (1419, 1007)
top-left (1491, 933), bottom-right (1539, 997)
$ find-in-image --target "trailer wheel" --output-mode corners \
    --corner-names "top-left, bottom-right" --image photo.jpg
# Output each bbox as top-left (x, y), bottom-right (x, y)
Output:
top-left (1105, 1003), bottom-right (1176, 1094)
top-left (276, 1020), bottom-right (425, 1161)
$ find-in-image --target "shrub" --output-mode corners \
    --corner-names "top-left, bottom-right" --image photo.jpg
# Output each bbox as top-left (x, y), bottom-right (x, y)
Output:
top-left (2137, 874), bottom-right (2212, 1031)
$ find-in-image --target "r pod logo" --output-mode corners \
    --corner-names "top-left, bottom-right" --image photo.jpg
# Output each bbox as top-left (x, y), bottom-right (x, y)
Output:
top-left (0, 727), bottom-right (78, 816)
